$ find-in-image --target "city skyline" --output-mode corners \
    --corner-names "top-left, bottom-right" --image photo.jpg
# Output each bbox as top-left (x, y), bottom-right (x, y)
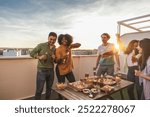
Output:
top-left (0, 0), bottom-right (150, 49)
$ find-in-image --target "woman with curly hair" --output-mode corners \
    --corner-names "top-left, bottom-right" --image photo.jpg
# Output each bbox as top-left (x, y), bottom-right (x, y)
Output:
top-left (55, 34), bottom-right (81, 83)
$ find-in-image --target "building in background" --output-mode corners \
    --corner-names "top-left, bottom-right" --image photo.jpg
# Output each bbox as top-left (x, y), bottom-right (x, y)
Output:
top-left (0, 48), bottom-right (31, 57)
top-left (0, 48), bottom-right (98, 57)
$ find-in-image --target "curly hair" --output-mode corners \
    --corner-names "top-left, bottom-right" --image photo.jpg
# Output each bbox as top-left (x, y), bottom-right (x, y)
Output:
top-left (58, 34), bottom-right (64, 45)
top-left (58, 34), bottom-right (73, 47)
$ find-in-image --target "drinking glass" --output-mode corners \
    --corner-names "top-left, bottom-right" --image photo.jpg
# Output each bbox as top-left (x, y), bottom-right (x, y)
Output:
top-left (93, 68), bottom-right (97, 77)
top-left (85, 73), bottom-right (89, 79)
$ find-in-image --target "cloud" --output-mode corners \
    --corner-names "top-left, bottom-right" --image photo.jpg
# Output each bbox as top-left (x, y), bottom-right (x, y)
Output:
top-left (0, 0), bottom-right (150, 48)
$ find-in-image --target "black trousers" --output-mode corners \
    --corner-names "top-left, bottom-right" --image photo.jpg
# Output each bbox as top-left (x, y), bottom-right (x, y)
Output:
top-left (127, 66), bottom-right (143, 100)
top-left (56, 65), bottom-right (75, 83)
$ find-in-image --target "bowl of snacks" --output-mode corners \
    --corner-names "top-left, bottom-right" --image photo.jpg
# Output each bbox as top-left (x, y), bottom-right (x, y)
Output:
top-left (103, 78), bottom-right (116, 86)
top-left (91, 88), bottom-right (99, 94)
top-left (56, 83), bottom-right (67, 90)
top-left (100, 85), bottom-right (114, 93)
top-left (82, 88), bottom-right (90, 94)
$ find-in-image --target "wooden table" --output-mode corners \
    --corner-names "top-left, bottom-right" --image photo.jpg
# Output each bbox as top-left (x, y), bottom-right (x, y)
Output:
top-left (53, 79), bottom-right (134, 100)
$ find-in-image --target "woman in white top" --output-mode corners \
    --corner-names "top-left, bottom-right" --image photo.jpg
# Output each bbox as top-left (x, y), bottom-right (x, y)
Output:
top-left (135, 38), bottom-right (150, 100)
top-left (116, 34), bottom-right (142, 100)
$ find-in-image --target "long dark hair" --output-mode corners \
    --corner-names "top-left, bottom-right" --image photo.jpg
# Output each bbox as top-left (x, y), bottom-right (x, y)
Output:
top-left (139, 38), bottom-right (150, 71)
top-left (124, 40), bottom-right (138, 54)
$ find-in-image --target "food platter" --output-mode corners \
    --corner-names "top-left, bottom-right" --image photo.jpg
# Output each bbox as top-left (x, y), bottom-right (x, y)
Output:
top-left (56, 83), bottom-right (67, 90)
top-left (100, 85), bottom-right (114, 93)
top-left (68, 81), bottom-right (93, 91)
top-left (68, 81), bottom-right (85, 91)
top-left (103, 78), bottom-right (116, 85)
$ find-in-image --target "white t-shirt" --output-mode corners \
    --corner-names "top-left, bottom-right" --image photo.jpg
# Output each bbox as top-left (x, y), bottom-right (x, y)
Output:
top-left (126, 50), bottom-right (138, 67)
top-left (97, 43), bottom-right (116, 55)
top-left (97, 43), bottom-right (116, 65)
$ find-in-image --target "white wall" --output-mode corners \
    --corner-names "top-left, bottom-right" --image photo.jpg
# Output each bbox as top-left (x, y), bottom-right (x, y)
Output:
top-left (121, 31), bottom-right (150, 45)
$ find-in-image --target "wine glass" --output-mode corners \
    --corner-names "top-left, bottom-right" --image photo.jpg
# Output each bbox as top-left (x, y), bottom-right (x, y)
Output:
top-left (93, 67), bottom-right (97, 77)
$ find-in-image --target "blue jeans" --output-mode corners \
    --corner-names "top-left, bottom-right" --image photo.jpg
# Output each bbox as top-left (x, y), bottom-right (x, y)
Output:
top-left (97, 65), bottom-right (114, 76)
top-left (35, 68), bottom-right (54, 100)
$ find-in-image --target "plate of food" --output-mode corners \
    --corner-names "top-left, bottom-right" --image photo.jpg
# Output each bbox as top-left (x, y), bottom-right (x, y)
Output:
top-left (68, 81), bottom-right (85, 91)
top-left (56, 83), bottom-right (67, 90)
top-left (91, 88), bottom-right (99, 94)
top-left (103, 78), bottom-right (116, 85)
top-left (100, 85), bottom-right (114, 93)
top-left (82, 88), bottom-right (90, 94)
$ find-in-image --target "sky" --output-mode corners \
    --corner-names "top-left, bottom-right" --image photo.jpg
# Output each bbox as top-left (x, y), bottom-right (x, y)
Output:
top-left (0, 0), bottom-right (150, 49)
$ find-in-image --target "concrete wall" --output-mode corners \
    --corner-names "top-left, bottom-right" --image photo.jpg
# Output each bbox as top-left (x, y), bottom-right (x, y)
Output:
top-left (0, 58), bottom-right (37, 99)
top-left (0, 56), bottom-right (97, 100)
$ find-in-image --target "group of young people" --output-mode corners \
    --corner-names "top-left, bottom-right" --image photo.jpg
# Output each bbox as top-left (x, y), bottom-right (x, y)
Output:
top-left (30, 32), bottom-right (150, 100)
